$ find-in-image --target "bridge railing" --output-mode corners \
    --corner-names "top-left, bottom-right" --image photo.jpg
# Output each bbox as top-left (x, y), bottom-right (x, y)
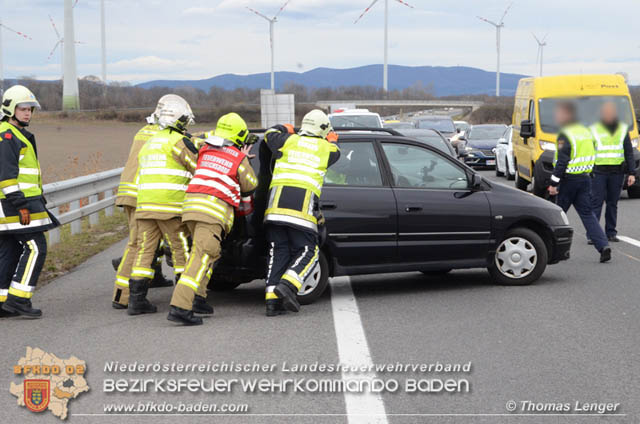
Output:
top-left (43, 168), bottom-right (123, 246)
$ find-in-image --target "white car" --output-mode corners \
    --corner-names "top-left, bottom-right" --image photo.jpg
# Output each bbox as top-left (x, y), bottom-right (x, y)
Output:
top-left (495, 125), bottom-right (516, 180)
top-left (328, 109), bottom-right (383, 129)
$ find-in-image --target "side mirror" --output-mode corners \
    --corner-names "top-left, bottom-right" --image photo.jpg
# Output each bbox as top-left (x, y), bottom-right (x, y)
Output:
top-left (520, 120), bottom-right (535, 139)
top-left (471, 173), bottom-right (482, 189)
top-left (456, 128), bottom-right (461, 134)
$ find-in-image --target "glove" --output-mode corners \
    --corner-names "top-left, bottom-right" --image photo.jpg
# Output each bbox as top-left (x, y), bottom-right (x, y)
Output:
top-left (284, 124), bottom-right (295, 134)
top-left (18, 209), bottom-right (31, 225)
top-left (326, 132), bottom-right (339, 143)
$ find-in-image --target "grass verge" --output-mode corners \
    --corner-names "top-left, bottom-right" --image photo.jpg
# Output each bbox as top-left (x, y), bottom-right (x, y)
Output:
top-left (39, 209), bottom-right (128, 286)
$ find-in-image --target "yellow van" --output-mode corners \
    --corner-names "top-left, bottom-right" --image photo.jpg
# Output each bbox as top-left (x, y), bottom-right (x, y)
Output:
top-left (512, 74), bottom-right (640, 198)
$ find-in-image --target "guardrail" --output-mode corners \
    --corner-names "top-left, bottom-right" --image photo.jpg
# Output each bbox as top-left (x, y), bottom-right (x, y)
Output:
top-left (44, 168), bottom-right (123, 246)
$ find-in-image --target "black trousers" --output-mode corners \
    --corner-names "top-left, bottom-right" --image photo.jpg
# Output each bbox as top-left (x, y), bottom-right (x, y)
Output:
top-left (265, 224), bottom-right (319, 300)
top-left (0, 232), bottom-right (47, 302)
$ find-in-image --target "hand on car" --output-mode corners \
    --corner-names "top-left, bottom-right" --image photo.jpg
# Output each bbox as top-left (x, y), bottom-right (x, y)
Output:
top-left (18, 208), bottom-right (31, 225)
top-left (547, 186), bottom-right (558, 196)
top-left (241, 144), bottom-right (255, 158)
top-left (628, 175), bottom-right (636, 187)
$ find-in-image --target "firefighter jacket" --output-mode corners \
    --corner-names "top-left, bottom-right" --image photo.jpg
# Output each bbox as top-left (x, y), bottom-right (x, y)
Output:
top-left (115, 124), bottom-right (160, 207)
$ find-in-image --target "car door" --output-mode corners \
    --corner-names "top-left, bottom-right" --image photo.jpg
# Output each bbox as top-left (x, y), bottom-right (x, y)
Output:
top-left (380, 141), bottom-right (492, 265)
top-left (321, 140), bottom-right (397, 267)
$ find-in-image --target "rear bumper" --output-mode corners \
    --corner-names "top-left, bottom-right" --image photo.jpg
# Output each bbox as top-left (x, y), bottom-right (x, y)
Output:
top-left (549, 225), bottom-right (573, 264)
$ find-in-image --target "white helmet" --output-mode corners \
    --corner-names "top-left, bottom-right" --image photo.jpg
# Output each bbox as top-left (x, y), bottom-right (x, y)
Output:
top-left (300, 109), bottom-right (332, 139)
top-left (147, 94), bottom-right (175, 124)
top-left (156, 94), bottom-right (195, 131)
top-left (2, 85), bottom-right (41, 120)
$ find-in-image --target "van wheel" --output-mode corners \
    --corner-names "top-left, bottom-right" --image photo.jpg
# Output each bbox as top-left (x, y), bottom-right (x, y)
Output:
top-left (628, 185), bottom-right (640, 199)
top-left (515, 166), bottom-right (529, 191)
top-left (488, 228), bottom-right (548, 286)
top-left (297, 251), bottom-right (329, 305)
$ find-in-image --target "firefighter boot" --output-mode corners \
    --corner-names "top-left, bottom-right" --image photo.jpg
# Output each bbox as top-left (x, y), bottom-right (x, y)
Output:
top-left (266, 299), bottom-right (287, 317)
top-left (127, 279), bottom-right (157, 315)
top-left (274, 280), bottom-right (300, 313)
top-left (192, 295), bottom-right (214, 315)
top-left (2, 296), bottom-right (42, 318)
top-left (167, 306), bottom-right (203, 326)
top-left (0, 303), bottom-right (19, 318)
top-left (149, 263), bottom-right (173, 288)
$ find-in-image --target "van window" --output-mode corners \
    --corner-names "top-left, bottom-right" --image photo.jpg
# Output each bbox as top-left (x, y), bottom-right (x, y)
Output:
top-left (528, 100), bottom-right (536, 124)
top-left (538, 96), bottom-right (634, 134)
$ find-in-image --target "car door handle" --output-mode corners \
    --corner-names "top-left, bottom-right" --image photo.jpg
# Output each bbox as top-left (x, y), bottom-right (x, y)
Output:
top-left (320, 202), bottom-right (337, 210)
top-left (405, 206), bottom-right (423, 212)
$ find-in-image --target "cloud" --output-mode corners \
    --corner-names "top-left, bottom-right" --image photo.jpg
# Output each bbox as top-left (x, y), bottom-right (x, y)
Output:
top-left (182, 7), bottom-right (217, 16)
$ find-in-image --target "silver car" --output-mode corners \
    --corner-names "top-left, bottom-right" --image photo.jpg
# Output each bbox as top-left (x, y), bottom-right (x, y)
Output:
top-left (495, 125), bottom-right (516, 180)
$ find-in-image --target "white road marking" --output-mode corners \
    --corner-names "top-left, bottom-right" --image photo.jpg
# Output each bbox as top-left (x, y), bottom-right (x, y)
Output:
top-left (618, 235), bottom-right (640, 249)
top-left (330, 276), bottom-right (388, 424)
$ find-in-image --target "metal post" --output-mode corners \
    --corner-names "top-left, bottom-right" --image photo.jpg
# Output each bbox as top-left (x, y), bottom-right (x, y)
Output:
top-left (496, 25), bottom-right (501, 97)
top-left (89, 195), bottom-right (99, 226)
top-left (539, 46), bottom-right (544, 77)
top-left (70, 200), bottom-right (82, 234)
top-left (269, 20), bottom-right (275, 91)
top-left (383, 0), bottom-right (388, 93)
top-left (104, 190), bottom-right (114, 217)
top-left (48, 207), bottom-right (60, 245)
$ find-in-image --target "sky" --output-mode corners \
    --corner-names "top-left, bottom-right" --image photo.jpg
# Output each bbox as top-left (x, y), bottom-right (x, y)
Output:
top-left (2, 0), bottom-right (640, 86)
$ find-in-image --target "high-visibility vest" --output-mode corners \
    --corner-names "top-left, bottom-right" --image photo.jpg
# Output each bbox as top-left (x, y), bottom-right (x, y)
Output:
top-left (0, 121), bottom-right (42, 200)
top-left (116, 124), bottom-right (159, 202)
top-left (590, 122), bottom-right (627, 166)
top-left (136, 129), bottom-right (193, 216)
top-left (187, 143), bottom-right (245, 207)
top-left (555, 124), bottom-right (596, 175)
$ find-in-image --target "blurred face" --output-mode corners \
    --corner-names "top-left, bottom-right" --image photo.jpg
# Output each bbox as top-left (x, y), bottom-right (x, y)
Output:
top-left (554, 104), bottom-right (573, 127)
top-left (12, 105), bottom-right (33, 126)
top-left (600, 101), bottom-right (618, 124)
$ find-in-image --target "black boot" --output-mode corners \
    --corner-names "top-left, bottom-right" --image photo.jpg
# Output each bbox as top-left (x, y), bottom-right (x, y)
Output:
top-left (192, 295), bottom-right (214, 315)
top-left (274, 281), bottom-right (300, 313)
top-left (111, 257), bottom-right (122, 271)
top-left (2, 296), bottom-right (42, 318)
top-left (266, 299), bottom-right (287, 317)
top-left (149, 264), bottom-right (173, 288)
top-left (0, 302), bottom-right (19, 318)
top-left (127, 279), bottom-right (157, 315)
top-left (112, 302), bottom-right (127, 310)
top-left (599, 247), bottom-right (612, 263)
top-left (167, 306), bottom-right (203, 326)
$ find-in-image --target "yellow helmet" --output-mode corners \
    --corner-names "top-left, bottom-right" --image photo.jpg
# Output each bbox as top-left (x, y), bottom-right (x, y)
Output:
top-left (301, 109), bottom-right (332, 139)
top-left (214, 113), bottom-right (250, 147)
top-left (2, 85), bottom-right (40, 119)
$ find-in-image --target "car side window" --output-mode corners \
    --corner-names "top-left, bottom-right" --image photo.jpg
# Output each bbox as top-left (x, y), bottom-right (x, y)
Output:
top-left (324, 141), bottom-right (383, 187)
top-left (382, 143), bottom-right (468, 190)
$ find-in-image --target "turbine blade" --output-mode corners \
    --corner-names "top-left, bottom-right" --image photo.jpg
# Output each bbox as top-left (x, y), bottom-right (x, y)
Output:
top-left (49, 15), bottom-right (61, 39)
top-left (246, 6), bottom-right (271, 21)
top-left (47, 40), bottom-right (62, 61)
top-left (477, 16), bottom-right (498, 26)
top-left (73, 0), bottom-right (79, 7)
top-left (542, 32), bottom-right (549, 43)
top-left (273, 0), bottom-right (291, 19)
top-left (532, 32), bottom-right (541, 44)
top-left (394, 0), bottom-right (415, 8)
top-left (0, 23), bottom-right (33, 40)
top-left (354, 0), bottom-right (380, 24)
top-left (499, 1), bottom-right (513, 24)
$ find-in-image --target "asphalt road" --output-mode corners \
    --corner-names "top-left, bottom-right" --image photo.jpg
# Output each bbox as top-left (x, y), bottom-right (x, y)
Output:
top-left (2, 169), bottom-right (639, 424)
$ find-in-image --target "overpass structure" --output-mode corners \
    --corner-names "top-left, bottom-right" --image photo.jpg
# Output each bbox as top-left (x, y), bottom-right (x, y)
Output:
top-left (315, 99), bottom-right (485, 113)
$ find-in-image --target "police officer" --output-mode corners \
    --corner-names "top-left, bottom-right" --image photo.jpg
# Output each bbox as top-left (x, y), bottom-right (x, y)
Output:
top-left (111, 96), bottom-right (176, 310)
top-left (127, 95), bottom-right (199, 316)
top-left (548, 101), bottom-right (611, 263)
top-left (0, 86), bottom-right (59, 318)
top-left (168, 113), bottom-right (258, 326)
top-left (261, 110), bottom-right (340, 316)
top-left (589, 101), bottom-right (636, 242)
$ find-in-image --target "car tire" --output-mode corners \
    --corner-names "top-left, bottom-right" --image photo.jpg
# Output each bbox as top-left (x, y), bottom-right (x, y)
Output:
top-left (297, 251), bottom-right (330, 305)
top-left (495, 163), bottom-right (504, 177)
top-left (515, 165), bottom-right (529, 191)
top-left (489, 228), bottom-right (548, 286)
top-left (628, 185), bottom-right (640, 199)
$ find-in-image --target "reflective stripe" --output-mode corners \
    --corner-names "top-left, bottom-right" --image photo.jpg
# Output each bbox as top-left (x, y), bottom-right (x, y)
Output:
top-left (194, 168), bottom-right (241, 191)
top-left (571, 156), bottom-right (595, 163)
top-left (136, 204), bottom-right (183, 214)
top-left (139, 168), bottom-right (192, 178)
top-left (182, 204), bottom-right (231, 227)
top-left (595, 152), bottom-right (625, 158)
top-left (1, 185), bottom-right (20, 195)
top-left (0, 217), bottom-right (52, 232)
top-left (0, 289), bottom-right (8, 296)
top-left (138, 183), bottom-right (188, 191)
top-left (0, 179), bottom-right (18, 189)
top-left (282, 273), bottom-right (302, 290)
top-left (184, 196), bottom-right (228, 214)
top-left (115, 276), bottom-right (129, 288)
top-left (177, 275), bottom-right (199, 291)
top-left (265, 213), bottom-right (317, 232)
top-left (271, 173), bottom-right (322, 191)
top-left (131, 267), bottom-right (154, 277)
top-left (18, 168), bottom-right (40, 175)
top-left (275, 162), bottom-right (326, 176)
top-left (188, 178), bottom-right (240, 203)
top-left (10, 281), bottom-right (34, 292)
top-left (21, 240), bottom-right (39, 286)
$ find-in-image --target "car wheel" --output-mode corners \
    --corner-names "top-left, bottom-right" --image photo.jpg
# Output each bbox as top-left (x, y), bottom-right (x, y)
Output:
top-left (489, 228), bottom-right (548, 286)
top-left (515, 165), bottom-right (529, 191)
top-left (297, 251), bottom-right (329, 305)
top-left (628, 185), bottom-right (640, 199)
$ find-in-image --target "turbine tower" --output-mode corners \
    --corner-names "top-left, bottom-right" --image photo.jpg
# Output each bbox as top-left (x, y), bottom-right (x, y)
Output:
top-left (0, 22), bottom-right (32, 95)
top-left (477, 2), bottom-right (513, 97)
top-left (533, 32), bottom-right (548, 77)
top-left (63, 0), bottom-right (80, 110)
top-left (246, 1), bottom-right (291, 91)
top-left (354, 0), bottom-right (415, 92)
top-left (100, 0), bottom-right (107, 86)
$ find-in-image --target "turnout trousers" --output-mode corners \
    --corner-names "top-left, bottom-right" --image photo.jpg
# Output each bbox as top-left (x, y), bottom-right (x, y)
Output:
top-left (591, 172), bottom-right (625, 238)
top-left (0, 232), bottom-right (47, 304)
top-left (556, 177), bottom-right (608, 253)
top-left (130, 218), bottom-right (190, 281)
top-left (169, 222), bottom-right (221, 311)
top-left (265, 224), bottom-right (319, 300)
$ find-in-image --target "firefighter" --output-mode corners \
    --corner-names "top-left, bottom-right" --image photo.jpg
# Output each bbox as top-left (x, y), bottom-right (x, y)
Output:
top-left (111, 96), bottom-right (177, 310)
top-left (168, 113), bottom-right (258, 326)
top-left (126, 95), bottom-right (199, 316)
top-left (0, 85), bottom-right (59, 318)
top-left (261, 110), bottom-right (340, 316)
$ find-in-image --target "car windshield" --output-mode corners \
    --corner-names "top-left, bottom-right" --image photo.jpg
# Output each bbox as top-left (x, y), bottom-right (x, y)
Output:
top-left (455, 122), bottom-right (470, 132)
top-left (384, 122), bottom-right (415, 130)
top-left (468, 125), bottom-right (507, 140)
top-left (538, 96), bottom-right (634, 134)
top-left (416, 118), bottom-right (456, 133)
top-left (399, 130), bottom-right (452, 155)
top-left (330, 115), bottom-right (382, 128)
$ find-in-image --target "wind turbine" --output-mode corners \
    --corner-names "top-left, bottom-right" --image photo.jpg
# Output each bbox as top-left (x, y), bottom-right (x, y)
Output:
top-left (354, 0), bottom-right (415, 92)
top-left (246, 1), bottom-right (291, 91)
top-left (47, 16), bottom-right (84, 76)
top-left (533, 32), bottom-right (548, 77)
top-left (477, 2), bottom-right (513, 97)
top-left (0, 22), bottom-right (32, 95)
top-left (100, 0), bottom-right (107, 87)
top-left (63, 0), bottom-right (80, 110)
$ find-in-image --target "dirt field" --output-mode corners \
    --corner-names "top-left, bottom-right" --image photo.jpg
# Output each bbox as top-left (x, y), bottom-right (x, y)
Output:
top-left (29, 119), bottom-right (216, 183)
